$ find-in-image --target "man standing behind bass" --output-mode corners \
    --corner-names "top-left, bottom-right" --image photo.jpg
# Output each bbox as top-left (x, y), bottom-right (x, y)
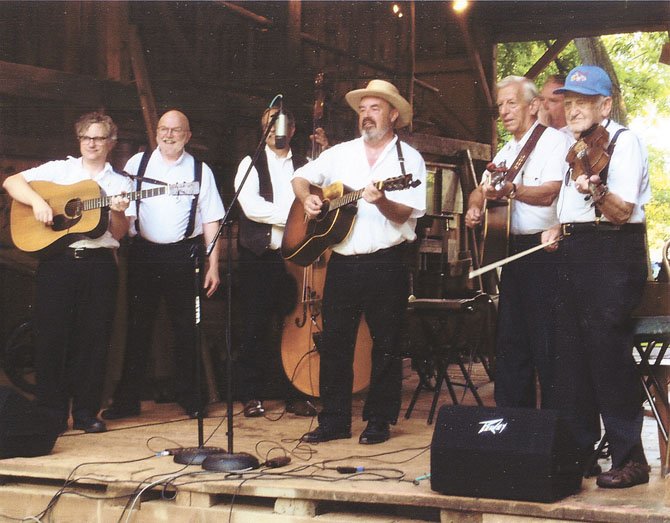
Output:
top-left (3, 112), bottom-right (131, 433)
top-left (542, 66), bottom-right (651, 489)
top-left (465, 76), bottom-right (569, 410)
top-left (292, 79), bottom-right (426, 444)
top-left (234, 106), bottom-right (318, 418)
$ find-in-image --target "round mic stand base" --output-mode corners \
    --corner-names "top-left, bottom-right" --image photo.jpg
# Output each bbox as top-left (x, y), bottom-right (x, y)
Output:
top-left (173, 446), bottom-right (226, 466)
top-left (201, 451), bottom-right (260, 472)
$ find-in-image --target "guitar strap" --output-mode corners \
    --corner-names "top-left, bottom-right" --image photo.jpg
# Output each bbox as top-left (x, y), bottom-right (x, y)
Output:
top-left (395, 138), bottom-right (407, 176)
top-left (501, 123), bottom-right (547, 184)
top-left (134, 149), bottom-right (203, 239)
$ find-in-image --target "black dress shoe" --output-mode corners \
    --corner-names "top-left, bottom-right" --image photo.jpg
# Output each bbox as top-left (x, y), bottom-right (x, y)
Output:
top-left (359, 420), bottom-right (390, 445)
top-left (243, 400), bottom-right (265, 418)
top-left (596, 460), bottom-right (650, 488)
top-left (101, 404), bottom-right (140, 420)
top-left (73, 416), bottom-right (107, 433)
top-left (286, 399), bottom-right (317, 417)
top-left (580, 447), bottom-right (603, 478)
top-left (301, 425), bottom-right (351, 443)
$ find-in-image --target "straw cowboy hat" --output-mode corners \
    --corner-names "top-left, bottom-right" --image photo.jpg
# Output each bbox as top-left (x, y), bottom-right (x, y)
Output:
top-left (345, 79), bottom-right (413, 129)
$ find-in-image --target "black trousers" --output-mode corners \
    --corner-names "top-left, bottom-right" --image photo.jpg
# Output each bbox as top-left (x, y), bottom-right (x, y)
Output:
top-left (236, 246), bottom-right (300, 402)
top-left (548, 229), bottom-right (648, 467)
top-left (494, 233), bottom-right (559, 409)
top-left (34, 249), bottom-right (118, 423)
top-left (318, 245), bottom-right (409, 430)
top-left (111, 237), bottom-right (202, 412)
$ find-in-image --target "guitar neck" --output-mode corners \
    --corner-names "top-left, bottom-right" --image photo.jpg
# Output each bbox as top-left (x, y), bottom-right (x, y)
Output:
top-left (328, 181), bottom-right (384, 211)
top-left (81, 186), bottom-right (168, 211)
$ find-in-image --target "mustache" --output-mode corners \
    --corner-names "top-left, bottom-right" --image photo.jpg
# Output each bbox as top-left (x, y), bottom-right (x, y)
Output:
top-left (362, 117), bottom-right (375, 127)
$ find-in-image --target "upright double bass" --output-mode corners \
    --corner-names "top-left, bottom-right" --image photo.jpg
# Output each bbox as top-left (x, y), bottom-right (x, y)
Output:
top-left (280, 73), bottom-right (372, 397)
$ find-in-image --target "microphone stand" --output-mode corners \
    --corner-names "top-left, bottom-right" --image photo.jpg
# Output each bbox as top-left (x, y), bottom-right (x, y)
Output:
top-left (172, 244), bottom-right (225, 465)
top-left (198, 110), bottom-right (281, 472)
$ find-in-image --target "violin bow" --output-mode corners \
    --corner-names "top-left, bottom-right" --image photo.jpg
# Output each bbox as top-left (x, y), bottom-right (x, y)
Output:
top-left (468, 238), bottom-right (561, 279)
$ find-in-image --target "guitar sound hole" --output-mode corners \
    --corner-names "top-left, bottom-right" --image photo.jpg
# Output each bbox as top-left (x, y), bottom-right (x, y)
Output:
top-left (64, 198), bottom-right (83, 219)
top-left (316, 202), bottom-right (330, 221)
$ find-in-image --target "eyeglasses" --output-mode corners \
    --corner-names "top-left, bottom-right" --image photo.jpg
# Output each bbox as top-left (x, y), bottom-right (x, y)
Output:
top-left (157, 126), bottom-right (188, 136)
top-left (79, 135), bottom-right (109, 145)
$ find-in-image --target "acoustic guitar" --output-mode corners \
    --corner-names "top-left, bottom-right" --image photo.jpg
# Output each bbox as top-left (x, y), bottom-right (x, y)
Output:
top-left (10, 178), bottom-right (199, 255)
top-left (479, 162), bottom-right (512, 269)
top-left (281, 173), bottom-right (421, 267)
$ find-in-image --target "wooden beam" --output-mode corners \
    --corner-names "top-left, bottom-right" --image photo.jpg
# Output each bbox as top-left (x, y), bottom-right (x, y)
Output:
top-left (287, 0), bottom-right (302, 71)
top-left (128, 25), bottom-right (158, 150)
top-left (524, 36), bottom-right (572, 80)
top-left (399, 132), bottom-right (491, 162)
top-left (455, 14), bottom-right (494, 110)
top-left (101, 1), bottom-right (130, 81)
top-left (0, 61), bottom-right (107, 106)
top-left (213, 1), bottom-right (401, 77)
top-left (0, 60), bottom-right (142, 113)
top-left (215, 1), bottom-right (273, 27)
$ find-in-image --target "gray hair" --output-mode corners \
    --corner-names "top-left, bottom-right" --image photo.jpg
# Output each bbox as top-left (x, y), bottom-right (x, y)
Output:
top-left (496, 76), bottom-right (539, 104)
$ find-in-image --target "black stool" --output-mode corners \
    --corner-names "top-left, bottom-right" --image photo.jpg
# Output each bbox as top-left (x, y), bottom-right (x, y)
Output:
top-left (404, 292), bottom-right (495, 424)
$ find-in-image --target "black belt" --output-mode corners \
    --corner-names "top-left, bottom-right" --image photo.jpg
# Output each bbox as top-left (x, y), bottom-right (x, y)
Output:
top-left (65, 247), bottom-right (114, 260)
top-left (561, 222), bottom-right (645, 236)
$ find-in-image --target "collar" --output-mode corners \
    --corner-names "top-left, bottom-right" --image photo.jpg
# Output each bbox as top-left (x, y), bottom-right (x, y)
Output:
top-left (155, 146), bottom-right (188, 166)
top-left (72, 156), bottom-right (114, 180)
top-left (264, 145), bottom-right (293, 161)
top-left (510, 120), bottom-right (541, 149)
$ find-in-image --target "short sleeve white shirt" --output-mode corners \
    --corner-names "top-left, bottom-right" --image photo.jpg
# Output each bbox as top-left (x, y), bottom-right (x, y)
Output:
top-left (486, 122), bottom-right (570, 234)
top-left (21, 156), bottom-right (133, 248)
top-left (557, 120), bottom-right (650, 224)
top-left (125, 148), bottom-right (225, 243)
top-left (293, 135), bottom-right (426, 255)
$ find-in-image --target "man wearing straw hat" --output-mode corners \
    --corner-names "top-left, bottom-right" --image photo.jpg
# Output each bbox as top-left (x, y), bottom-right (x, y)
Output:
top-left (292, 79), bottom-right (426, 444)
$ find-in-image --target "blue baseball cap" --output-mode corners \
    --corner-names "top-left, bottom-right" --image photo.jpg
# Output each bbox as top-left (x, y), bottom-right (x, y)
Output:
top-left (554, 66), bottom-right (612, 97)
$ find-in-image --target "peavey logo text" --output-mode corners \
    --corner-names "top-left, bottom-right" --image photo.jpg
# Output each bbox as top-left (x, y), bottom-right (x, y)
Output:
top-left (478, 418), bottom-right (508, 435)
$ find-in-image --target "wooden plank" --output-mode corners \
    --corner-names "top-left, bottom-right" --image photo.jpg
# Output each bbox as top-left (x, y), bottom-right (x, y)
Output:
top-left (0, 60), bottom-right (138, 109)
top-left (400, 132), bottom-right (491, 162)
top-left (454, 16), bottom-right (493, 110)
top-left (525, 37), bottom-right (573, 80)
top-left (128, 25), bottom-right (158, 150)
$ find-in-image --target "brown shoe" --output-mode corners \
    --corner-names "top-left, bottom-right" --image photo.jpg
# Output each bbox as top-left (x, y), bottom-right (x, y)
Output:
top-left (243, 400), bottom-right (265, 417)
top-left (596, 460), bottom-right (650, 489)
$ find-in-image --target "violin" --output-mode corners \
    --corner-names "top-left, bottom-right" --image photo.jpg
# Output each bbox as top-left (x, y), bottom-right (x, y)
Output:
top-left (566, 124), bottom-right (610, 181)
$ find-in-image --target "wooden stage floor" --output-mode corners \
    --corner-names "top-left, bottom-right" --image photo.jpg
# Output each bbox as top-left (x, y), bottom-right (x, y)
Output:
top-left (0, 362), bottom-right (668, 522)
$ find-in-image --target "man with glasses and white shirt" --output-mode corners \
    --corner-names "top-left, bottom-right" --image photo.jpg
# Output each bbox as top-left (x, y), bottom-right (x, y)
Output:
top-left (3, 112), bottom-right (131, 434)
top-left (102, 109), bottom-right (224, 421)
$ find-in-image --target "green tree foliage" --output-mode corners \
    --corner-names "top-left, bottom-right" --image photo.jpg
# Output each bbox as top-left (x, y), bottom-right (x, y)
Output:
top-left (497, 33), bottom-right (670, 259)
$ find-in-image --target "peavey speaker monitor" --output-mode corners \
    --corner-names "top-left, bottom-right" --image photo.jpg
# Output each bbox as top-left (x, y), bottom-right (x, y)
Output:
top-left (0, 386), bottom-right (59, 459)
top-left (431, 405), bottom-right (582, 502)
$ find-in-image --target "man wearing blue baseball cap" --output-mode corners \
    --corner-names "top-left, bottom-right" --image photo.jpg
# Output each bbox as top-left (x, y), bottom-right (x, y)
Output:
top-left (542, 65), bottom-right (652, 488)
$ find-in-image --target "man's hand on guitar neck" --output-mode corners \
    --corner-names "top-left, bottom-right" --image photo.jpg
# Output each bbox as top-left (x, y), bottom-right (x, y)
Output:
top-left (482, 179), bottom-right (515, 201)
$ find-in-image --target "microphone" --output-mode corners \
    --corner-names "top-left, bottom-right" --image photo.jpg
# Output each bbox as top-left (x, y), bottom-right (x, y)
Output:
top-left (274, 97), bottom-right (287, 149)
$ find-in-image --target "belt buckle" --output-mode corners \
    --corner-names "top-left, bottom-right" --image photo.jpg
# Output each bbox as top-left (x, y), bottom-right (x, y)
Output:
top-left (561, 223), bottom-right (573, 237)
top-left (73, 248), bottom-right (86, 259)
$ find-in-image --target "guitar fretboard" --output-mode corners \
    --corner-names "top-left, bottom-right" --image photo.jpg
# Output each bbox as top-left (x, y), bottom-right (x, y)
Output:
top-left (81, 186), bottom-right (168, 211)
top-left (329, 181), bottom-right (384, 211)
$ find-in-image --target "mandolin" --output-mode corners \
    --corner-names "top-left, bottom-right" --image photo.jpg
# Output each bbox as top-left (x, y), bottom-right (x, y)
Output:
top-left (10, 178), bottom-right (199, 256)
